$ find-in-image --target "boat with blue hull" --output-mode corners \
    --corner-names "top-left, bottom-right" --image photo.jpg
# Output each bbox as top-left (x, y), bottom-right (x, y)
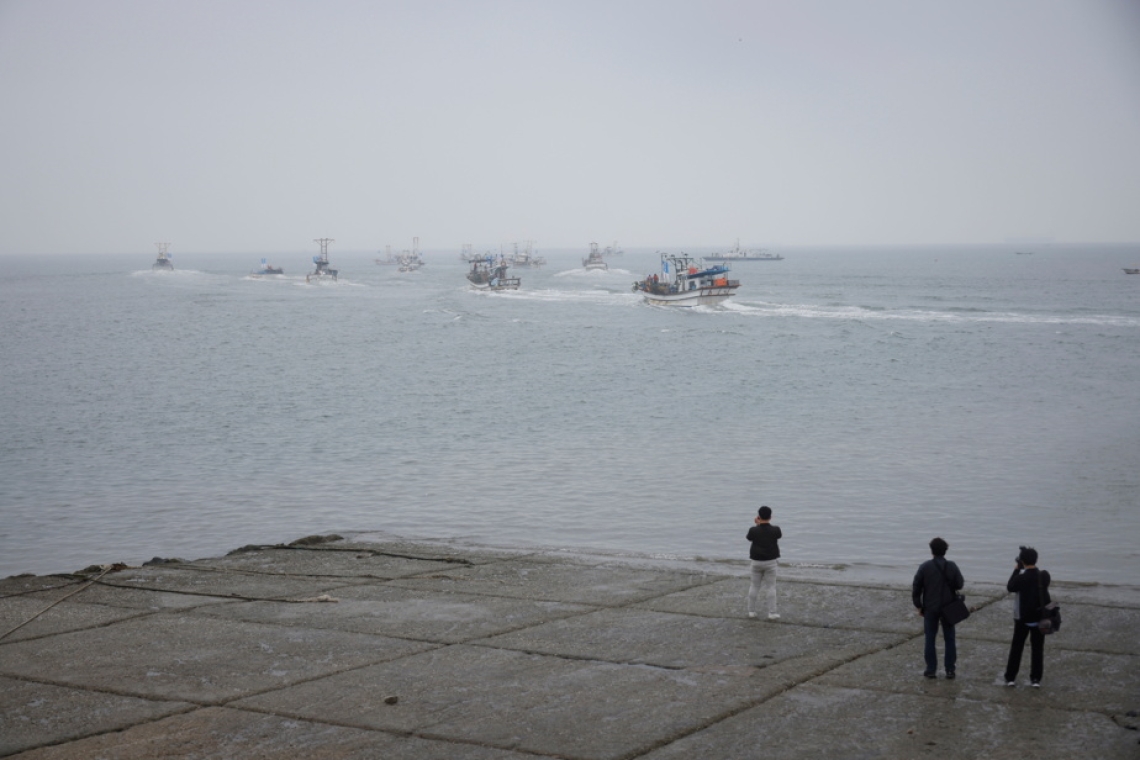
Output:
top-left (633, 252), bottom-right (740, 306)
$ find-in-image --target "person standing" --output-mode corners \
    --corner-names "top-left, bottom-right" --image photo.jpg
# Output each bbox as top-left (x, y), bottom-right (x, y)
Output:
top-left (746, 506), bottom-right (782, 620)
top-left (912, 537), bottom-right (965, 679)
top-left (1003, 546), bottom-right (1051, 687)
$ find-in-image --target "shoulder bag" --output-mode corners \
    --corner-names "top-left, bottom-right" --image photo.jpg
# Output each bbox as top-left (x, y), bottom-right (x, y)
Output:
top-left (936, 559), bottom-right (970, 626)
top-left (1036, 570), bottom-right (1061, 634)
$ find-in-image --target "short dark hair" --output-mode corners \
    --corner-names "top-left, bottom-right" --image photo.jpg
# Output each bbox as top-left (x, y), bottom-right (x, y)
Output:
top-left (929, 537), bottom-right (948, 557)
top-left (1019, 546), bottom-right (1038, 565)
top-left (758, 506), bottom-right (772, 520)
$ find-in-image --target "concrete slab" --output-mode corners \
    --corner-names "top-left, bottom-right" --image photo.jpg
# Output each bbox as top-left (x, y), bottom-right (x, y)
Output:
top-left (90, 565), bottom-right (357, 602)
top-left (388, 557), bottom-right (716, 606)
top-left (0, 595), bottom-right (151, 644)
top-left (336, 536), bottom-right (537, 565)
top-left (0, 676), bottom-right (193, 756)
top-left (8, 705), bottom-right (541, 760)
top-left (233, 644), bottom-right (788, 760)
top-left (815, 637), bottom-right (1140, 715)
top-left (5, 538), bottom-right (1137, 759)
top-left (478, 607), bottom-right (909, 670)
top-left (193, 584), bottom-right (596, 644)
top-left (194, 547), bottom-right (463, 581)
top-left (0, 612), bottom-right (437, 704)
top-left (955, 599), bottom-right (1140, 655)
top-left (17, 579), bottom-right (239, 614)
top-left (632, 576), bottom-right (1005, 634)
top-left (637, 682), bottom-right (1140, 760)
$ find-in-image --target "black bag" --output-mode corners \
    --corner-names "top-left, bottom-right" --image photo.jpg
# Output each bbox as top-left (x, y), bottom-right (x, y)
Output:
top-left (935, 559), bottom-right (970, 625)
top-left (1036, 571), bottom-right (1060, 634)
top-left (941, 595), bottom-right (971, 625)
top-left (1038, 602), bottom-right (1061, 634)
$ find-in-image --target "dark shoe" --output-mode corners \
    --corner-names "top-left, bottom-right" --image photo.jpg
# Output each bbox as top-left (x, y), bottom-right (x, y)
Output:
top-left (923, 672), bottom-right (936, 679)
top-left (946, 671), bottom-right (956, 679)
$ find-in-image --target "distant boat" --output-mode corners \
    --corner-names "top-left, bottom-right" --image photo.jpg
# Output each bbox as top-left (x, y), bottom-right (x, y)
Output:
top-left (508, 241), bottom-right (545, 268)
top-left (633, 252), bottom-right (739, 307)
top-left (582, 242), bottom-right (608, 270)
top-left (307, 238), bottom-right (338, 282)
top-left (467, 255), bottom-right (520, 290)
top-left (151, 242), bottom-right (173, 270)
top-left (1015, 251), bottom-right (1034, 255)
top-left (396, 237), bottom-right (425, 272)
top-left (251, 258), bottom-right (283, 276)
top-left (1124, 268), bottom-right (1139, 275)
top-left (376, 245), bottom-right (399, 265)
top-left (706, 239), bottom-right (782, 262)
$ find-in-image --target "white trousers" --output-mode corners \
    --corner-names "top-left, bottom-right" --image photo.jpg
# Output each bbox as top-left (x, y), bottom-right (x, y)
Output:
top-left (747, 559), bottom-right (778, 614)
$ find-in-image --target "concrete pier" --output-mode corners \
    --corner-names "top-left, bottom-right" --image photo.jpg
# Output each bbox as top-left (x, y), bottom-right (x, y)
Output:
top-left (2, 534), bottom-right (1138, 758)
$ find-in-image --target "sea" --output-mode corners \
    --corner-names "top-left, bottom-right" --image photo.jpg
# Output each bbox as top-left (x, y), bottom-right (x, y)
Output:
top-left (2, 245), bottom-right (1138, 586)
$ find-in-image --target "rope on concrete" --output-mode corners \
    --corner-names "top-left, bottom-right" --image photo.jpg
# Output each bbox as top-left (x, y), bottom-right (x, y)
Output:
top-left (0, 565), bottom-right (116, 642)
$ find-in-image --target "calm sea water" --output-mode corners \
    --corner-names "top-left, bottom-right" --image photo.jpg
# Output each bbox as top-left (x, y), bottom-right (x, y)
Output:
top-left (2, 245), bottom-right (1138, 584)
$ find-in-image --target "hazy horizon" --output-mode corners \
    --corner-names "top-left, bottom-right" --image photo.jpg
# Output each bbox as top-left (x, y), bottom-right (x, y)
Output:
top-left (2, 0), bottom-right (1138, 255)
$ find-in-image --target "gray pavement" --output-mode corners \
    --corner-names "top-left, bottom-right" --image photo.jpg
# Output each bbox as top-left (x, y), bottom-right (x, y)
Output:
top-left (1, 534), bottom-right (1138, 759)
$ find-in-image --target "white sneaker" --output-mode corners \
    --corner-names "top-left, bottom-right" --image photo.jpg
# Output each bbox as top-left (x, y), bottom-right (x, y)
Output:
top-left (747, 612), bottom-right (757, 619)
top-left (1005, 681), bottom-right (1016, 687)
top-left (768, 613), bottom-right (781, 620)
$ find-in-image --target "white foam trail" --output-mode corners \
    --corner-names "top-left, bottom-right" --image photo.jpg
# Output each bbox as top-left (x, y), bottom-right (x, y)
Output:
top-left (724, 299), bottom-right (1140, 327)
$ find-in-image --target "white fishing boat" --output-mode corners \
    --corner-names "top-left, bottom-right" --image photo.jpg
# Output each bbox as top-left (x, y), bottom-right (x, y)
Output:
top-left (151, 242), bottom-right (174, 270)
top-left (467, 255), bottom-right (520, 290)
top-left (306, 238), bottom-right (338, 282)
top-left (633, 252), bottom-right (740, 307)
top-left (397, 237), bottom-right (425, 272)
top-left (706, 239), bottom-right (783, 261)
top-left (582, 242), bottom-right (608, 270)
top-left (508, 241), bottom-right (545, 268)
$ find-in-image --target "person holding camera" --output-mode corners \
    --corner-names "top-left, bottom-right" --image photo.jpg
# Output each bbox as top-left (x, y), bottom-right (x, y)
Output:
top-left (912, 537), bottom-right (965, 679)
top-left (1003, 546), bottom-right (1051, 687)
top-left (746, 505), bottom-right (782, 620)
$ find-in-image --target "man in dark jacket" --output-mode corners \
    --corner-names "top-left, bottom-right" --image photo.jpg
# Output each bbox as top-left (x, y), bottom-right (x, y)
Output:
top-left (746, 505), bottom-right (782, 620)
top-left (912, 537), bottom-right (965, 679)
top-left (1003, 546), bottom-right (1051, 687)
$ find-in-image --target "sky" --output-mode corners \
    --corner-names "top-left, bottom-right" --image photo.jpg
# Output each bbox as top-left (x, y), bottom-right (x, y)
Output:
top-left (1, 0), bottom-right (1138, 255)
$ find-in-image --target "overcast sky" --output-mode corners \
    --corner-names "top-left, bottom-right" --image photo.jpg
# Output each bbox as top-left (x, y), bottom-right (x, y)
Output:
top-left (1, 0), bottom-right (1138, 255)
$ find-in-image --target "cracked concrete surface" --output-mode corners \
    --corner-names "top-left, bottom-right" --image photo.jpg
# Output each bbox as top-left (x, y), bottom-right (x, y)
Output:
top-left (2, 536), bottom-right (1137, 759)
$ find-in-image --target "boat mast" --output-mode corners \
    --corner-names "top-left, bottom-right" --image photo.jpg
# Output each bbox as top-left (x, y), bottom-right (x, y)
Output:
top-left (313, 238), bottom-right (334, 265)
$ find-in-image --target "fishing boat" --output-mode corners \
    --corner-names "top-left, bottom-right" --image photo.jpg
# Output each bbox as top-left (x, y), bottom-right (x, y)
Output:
top-left (151, 242), bottom-right (174, 270)
top-left (508, 241), bottom-right (545, 268)
top-left (397, 237), bottom-right (425, 272)
top-left (633, 252), bottom-right (740, 307)
top-left (582, 242), bottom-right (608, 270)
top-left (251, 258), bottom-right (283, 275)
top-left (467, 255), bottom-right (520, 290)
top-left (306, 238), bottom-right (338, 282)
top-left (706, 239), bottom-right (783, 261)
top-left (1124, 268), bottom-right (1139, 275)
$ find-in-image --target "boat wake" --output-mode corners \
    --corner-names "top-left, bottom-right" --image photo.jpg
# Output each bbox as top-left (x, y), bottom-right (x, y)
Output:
top-left (723, 299), bottom-right (1140, 327)
top-left (468, 287), bottom-right (640, 305)
top-left (553, 267), bottom-right (634, 278)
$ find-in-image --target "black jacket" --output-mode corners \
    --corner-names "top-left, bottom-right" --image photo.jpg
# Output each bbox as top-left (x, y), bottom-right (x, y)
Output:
top-left (746, 523), bottom-right (782, 561)
top-left (1008, 567), bottom-right (1051, 623)
top-left (912, 557), bottom-right (964, 613)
